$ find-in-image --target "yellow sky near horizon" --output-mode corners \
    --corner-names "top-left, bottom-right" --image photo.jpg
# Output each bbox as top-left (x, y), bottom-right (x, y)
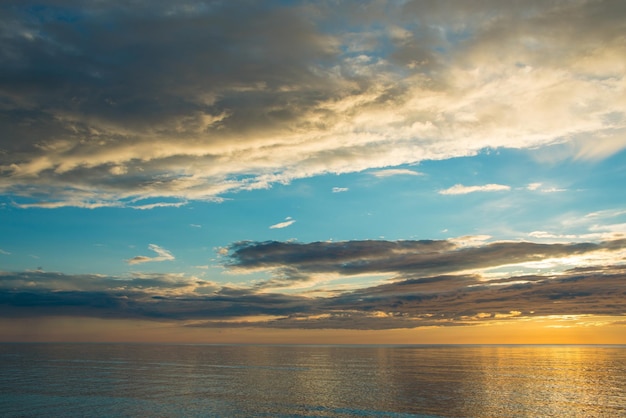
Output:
top-left (2, 315), bottom-right (625, 345)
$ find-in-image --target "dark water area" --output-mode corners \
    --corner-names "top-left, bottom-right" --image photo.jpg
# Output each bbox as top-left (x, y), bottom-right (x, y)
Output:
top-left (1, 344), bottom-right (625, 417)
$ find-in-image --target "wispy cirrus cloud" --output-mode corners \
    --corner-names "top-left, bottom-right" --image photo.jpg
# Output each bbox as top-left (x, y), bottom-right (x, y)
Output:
top-left (527, 207), bottom-right (626, 242)
top-left (126, 244), bottom-right (175, 265)
top-left (1, 1), bottom-right (625, 208)
top-left (269, 217), bottom-right (296, 229)
top-left (585, 209), bottom-right (626, 220)
top-left (332, 187), bottom-right (349, 193)
top-left (129, 201), bottom-right (188, 210)
top-left (370, 169), bottom-right (423, 178)
top-left (439, 184), bottom-right (511, 195)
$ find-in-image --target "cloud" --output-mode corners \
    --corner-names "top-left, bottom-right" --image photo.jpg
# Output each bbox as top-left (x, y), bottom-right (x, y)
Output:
top-left (449, 235), bottom-right (492, 247)
top-left (269, 217), bottom-right (296, 229)
top-left (524, 182), bottom-right (566, 193)
top-left (0, 266), bottom-right (622, 329)
top-left (1, 1), bottom-right (624, 207)
top-left (1, 247), bottom-right (626, 328)
top-left (541, 187), bottom-right (567, 193)
top-left (585, 209), bottom-right (626, 220)
top-left (332, 187), bottom-right (349, 193)
top-left (224, 238), bottom-right (626, 285)
top-left (0, 271), bottom-right (213, 296)
top-left (0, 249), bottom-right (10, 255)
top-left (370, 169), bottom-right (423, 178)
top-left (13, 200), bottom-right (123, 210)
top-left (574, 128), bottom-right (626, 160)
top-left (0, 270), bottom-right (307, 320)
top-left (438, 184), bottom-right (511, 195)
top-left (130, 201), bottom-right (188, 210)
top-left (529, 208), bottom-right (626, 242)
top-left (322, 267), bottom-right (626, 327)
top-left (126, 244), bottom-right (175, 265)
top-left (529, 231), bottom-right (580, 240)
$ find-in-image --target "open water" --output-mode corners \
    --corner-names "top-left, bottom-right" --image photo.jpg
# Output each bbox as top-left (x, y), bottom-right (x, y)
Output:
top-left (0, 344), bottom-right (625, 417)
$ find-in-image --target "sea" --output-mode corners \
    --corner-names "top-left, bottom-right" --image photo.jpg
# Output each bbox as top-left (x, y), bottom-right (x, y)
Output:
top-left (0, 344), bottom-right (625, 417)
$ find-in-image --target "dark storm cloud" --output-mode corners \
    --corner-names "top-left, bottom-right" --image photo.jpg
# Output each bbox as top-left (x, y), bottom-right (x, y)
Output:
top-left (1, 0), bottom-right (625, 206)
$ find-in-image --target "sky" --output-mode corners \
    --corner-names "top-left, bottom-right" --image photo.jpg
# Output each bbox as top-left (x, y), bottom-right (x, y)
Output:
top-left (1, 0), bottom-right (626, 344)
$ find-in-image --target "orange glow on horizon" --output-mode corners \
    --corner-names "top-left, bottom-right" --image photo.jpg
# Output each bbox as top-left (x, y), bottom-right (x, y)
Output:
top-left (1, 315), bottom-right (625, 345)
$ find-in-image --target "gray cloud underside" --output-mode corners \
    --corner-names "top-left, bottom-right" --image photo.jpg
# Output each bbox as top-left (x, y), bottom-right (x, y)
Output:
top-left (225, 239), bottom-right (625, 281)
top-left (1, 0), bottom-right (625, 206)
top-left (0, 271), bottom-right (309, 320)
top-left (2, 238), bottom-right (625, 328)
top-left (1, 268), bottom-right (624, 328)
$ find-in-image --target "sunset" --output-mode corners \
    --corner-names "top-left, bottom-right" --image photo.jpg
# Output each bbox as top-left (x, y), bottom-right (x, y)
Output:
top-left (1, 1), bottom-right (626, 415)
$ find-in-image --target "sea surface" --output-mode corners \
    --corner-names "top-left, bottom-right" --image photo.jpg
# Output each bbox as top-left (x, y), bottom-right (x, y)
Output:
top-left (0, 344), bottom-right (625, 417)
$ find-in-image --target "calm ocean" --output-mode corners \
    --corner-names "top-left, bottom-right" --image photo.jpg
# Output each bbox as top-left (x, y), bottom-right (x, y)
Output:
top-left (0, 343), bottom-right (624, 417)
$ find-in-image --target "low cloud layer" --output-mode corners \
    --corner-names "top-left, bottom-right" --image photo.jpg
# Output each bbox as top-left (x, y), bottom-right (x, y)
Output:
top-left (2, 238), bottom-right (625, 329)
top-left (1, 0), bottom-right (625, 207)
top-left (224, 238), bottom-right (626, 283)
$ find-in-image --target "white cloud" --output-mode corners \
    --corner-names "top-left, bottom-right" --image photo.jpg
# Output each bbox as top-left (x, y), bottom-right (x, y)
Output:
top-left (575, 129), bottom-right (626, 161)
top-left (0, 249), bottom-right (10, 255)
top-left (13, 200), bottom-right (123, 209)
top-left (439, 184), bottom-right (511, 195)
top-left (449, 235), bottom-right (492, 247)
top-left (528, 231), bottom-right (581, 240)
top-left (332, 187), bottom-right (349, 193)
top-left (370, 169), bottom-right (424, 178)
top-left (109, 165), bottom-right (128, 176)
top-left (2, 1), bottom-right (625, 207)
top-left (525, 182), bottom-right (566, 193)
top-left (589, 223), bottom-right (626, 234)
top-left (584, 209), bottom-right (626, 220)
top-left (130, 201), bottom-right (188, 210)
top-left (270, 217), bottom-right (296, 229)
top-left (127, 244), bottom-right (175, 265)
top-left (541, 187), bottom-right (567, 193)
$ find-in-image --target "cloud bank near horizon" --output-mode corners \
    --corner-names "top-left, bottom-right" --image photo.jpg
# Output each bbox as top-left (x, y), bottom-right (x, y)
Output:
top-left (2, 237), bottom-right (625, 329)
top-left (1, 0), bottom-right (625, 208)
